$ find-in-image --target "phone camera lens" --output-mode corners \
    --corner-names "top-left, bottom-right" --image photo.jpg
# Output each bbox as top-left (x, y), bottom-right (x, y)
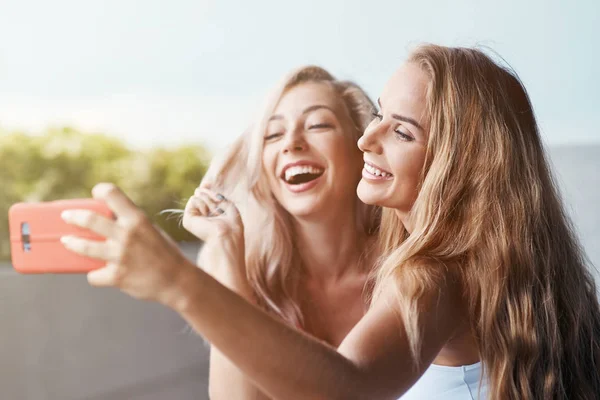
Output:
top-left (21, 222), bottom-right (31, 253)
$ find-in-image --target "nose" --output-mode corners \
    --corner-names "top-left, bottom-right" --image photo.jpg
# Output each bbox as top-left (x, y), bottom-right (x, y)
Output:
top-left (282, 129), bottom-right (307, 154)
top-left (357, 121), bottom-right (384, 155)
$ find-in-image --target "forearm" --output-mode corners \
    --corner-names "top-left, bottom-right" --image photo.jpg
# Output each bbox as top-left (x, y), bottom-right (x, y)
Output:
top-left (197, 241), bottom-right (268, 398)
top-left (171, 266), bottom-right (371, 400)
top-left (209, 348), bottom-right (272, 400)
top-left (206, 273), bottom-right (267, 400)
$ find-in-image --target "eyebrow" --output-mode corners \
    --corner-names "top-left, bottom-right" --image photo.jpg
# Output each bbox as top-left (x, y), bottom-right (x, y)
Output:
top-left (268, 104), bottom-right (334, 122)
top-left (377, 97), bottom-right (424, 131)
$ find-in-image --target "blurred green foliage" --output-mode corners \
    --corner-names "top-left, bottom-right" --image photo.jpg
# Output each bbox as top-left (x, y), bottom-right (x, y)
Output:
top-left (1, 127), bottom-right (210, 261)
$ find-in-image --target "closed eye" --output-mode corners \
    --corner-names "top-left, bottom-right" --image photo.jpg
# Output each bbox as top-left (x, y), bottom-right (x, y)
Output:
top-left (308, 123), bottom-right (333, 130)
top-left (264, 133), bottom-right (283, 141)
top-left (372, 111), bottom-right (414, 141)
top-left (395, 129), bottom-right (414, 142)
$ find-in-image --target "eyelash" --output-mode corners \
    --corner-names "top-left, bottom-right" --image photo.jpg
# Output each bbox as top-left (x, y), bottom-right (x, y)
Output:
top-left (395, 129), bottom-right (414, 142)
top-left (309, 123), bottom-right (332, 130)
top-left (371, 111), bottom-right (414, 142)
top-left (264, 133), bottom-right (283, 141)
top-left (264, 123), bottom-right (331, 141)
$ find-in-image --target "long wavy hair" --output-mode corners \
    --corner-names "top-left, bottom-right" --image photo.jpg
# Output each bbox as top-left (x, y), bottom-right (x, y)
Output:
top-left (204, 66), bottom-right (380, 327)
top-left (372, 45), bottom-right (600, 399)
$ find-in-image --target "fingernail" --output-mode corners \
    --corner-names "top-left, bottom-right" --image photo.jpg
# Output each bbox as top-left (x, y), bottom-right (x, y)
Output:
top-left (61, 210), bottom-right (73, 220)
top-left (215, 207), bottom-right (224, 214)
top-left (216, 194), bottom-right (225, 201)
top-left (60, 236), bottom-right (72, 244)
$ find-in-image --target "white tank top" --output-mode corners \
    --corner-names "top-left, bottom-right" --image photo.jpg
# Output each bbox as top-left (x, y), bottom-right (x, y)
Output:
top-left (400, 361), bottom-right (488, 399)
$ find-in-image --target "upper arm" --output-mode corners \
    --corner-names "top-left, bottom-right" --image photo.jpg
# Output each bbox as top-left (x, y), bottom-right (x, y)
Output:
top-left (337, 276), bottom-right (462, 399)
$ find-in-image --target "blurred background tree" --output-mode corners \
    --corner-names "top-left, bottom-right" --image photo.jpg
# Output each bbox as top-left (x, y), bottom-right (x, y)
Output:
top-left (0, 127), bottom-right (210, 262)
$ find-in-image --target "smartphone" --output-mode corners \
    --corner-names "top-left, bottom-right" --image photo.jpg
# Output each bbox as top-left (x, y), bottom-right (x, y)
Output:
top-left (8, 199), bottom-right (115, 274)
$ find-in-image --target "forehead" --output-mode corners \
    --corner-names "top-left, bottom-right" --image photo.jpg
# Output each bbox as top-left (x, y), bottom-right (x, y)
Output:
top-left (380, 62), bottom-right (429, 125)
top-left (273, 82), bottom-right (342, 116)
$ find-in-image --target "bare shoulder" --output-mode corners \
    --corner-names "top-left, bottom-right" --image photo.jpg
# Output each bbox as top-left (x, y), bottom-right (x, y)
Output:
top-left (398, 257), bottom-right (464, 309)
top-left (335, 259), bottom-right (464, 396)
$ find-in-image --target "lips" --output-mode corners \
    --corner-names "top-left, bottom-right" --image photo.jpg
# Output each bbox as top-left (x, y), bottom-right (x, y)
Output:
top-left (284, 176), bottom-right (323, 193)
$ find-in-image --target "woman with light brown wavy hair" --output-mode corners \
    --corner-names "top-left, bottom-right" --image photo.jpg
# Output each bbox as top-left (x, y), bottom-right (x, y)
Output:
top-left (62, 44), bottom-right (600, 399)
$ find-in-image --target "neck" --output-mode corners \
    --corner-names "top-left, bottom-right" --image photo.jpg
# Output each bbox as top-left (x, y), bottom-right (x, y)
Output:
top-left (292, 204), bottom-right (366, 282)
top-left (395, 208), bottom-right (413, 233)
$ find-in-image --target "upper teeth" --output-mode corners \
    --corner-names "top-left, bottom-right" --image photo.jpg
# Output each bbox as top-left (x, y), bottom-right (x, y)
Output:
top-left (284, 165), bottom-right (324, 181)
top-left (364, 163), bottom-right (392, 177)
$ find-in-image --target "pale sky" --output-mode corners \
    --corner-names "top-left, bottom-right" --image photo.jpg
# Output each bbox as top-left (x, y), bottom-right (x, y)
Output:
top-left (0, 0), bottom-right (598, 152)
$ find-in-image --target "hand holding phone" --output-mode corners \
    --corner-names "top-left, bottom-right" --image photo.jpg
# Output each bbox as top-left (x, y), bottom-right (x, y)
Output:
top-left (8, 199), bottom-right (114, 274)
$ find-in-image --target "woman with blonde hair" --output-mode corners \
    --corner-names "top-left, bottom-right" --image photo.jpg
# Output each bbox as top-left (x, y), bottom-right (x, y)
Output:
top-left (62, 44), bottom-right (600, 399)
top-left (182, 65), bottom-right (380, 398)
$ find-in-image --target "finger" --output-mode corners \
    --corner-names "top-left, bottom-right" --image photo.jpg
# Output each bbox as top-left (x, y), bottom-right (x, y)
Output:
top-left (210, 193), bottom-right (237, 217)
top-left (195, 192), bottom-right (227, 218)
top-left (187, 195), bottom-right (211, 216)
top-left (211, 207), bottom-right (225, 217)
top-left (182, 208), bottom-right (223, 241)
top-left (92, 183), bottom-right (142, 222)
top-left (60, 235), bottom-right (114, 261)
top-left (202, 189), bottom-right (241, 223)
top-left (183, 196), bottom-right (206, 218)
top-left (197, 188), bottom-right (227, 204)
top-left (61, 209), bottom-right (122, 240)
top-left (195, 189), bottom-right (220, 210)
top-left (87, 263), bottom-right (119, 287)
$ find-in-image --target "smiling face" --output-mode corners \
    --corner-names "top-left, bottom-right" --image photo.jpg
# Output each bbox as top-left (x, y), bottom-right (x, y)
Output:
top-left (357, 62), bottom-right (430, 225)
top-left (261, 82), bottom-right (363, 218)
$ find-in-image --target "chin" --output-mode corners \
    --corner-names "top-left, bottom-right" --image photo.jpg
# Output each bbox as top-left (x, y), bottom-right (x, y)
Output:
top-left (280, 198), bottom-right (324, 218)
top-left (357, 180), bottom-right (384, 206)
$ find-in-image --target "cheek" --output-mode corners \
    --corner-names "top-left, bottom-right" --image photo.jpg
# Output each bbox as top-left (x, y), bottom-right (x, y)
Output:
top-left (326, 137), bottom-right (361, 171)
top-left (390, 147), bottom-right (426, 196)
top-left (394, 160), bottom-right (420, 185)
top-left (262, 148), bottom-right (276, 173)
top-left (332, 158), bottom-right (361, 192)
top-left (261, 151), bottom-right (279, 191)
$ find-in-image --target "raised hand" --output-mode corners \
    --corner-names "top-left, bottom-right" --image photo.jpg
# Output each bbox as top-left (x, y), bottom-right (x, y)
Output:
top-left (60, 182), bottom-right (196, 308)
top-left (182, 185), bottom-right (249, 296)
top-left (182, 184), bottom-right (243, 245)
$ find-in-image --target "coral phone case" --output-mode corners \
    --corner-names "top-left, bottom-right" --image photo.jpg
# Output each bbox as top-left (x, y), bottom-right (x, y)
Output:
top-left (8, 199), bottom-right (115, 274)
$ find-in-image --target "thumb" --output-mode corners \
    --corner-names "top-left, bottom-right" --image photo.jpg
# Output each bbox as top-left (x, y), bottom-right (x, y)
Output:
top-left (183, 212), bottom-right (220, 242)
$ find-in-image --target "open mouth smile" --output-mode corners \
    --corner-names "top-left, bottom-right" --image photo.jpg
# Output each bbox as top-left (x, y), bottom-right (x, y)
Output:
top-left (362, 161), bottom-right (393, 181)
top-left (280, 162), bottom-right (325, 193)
